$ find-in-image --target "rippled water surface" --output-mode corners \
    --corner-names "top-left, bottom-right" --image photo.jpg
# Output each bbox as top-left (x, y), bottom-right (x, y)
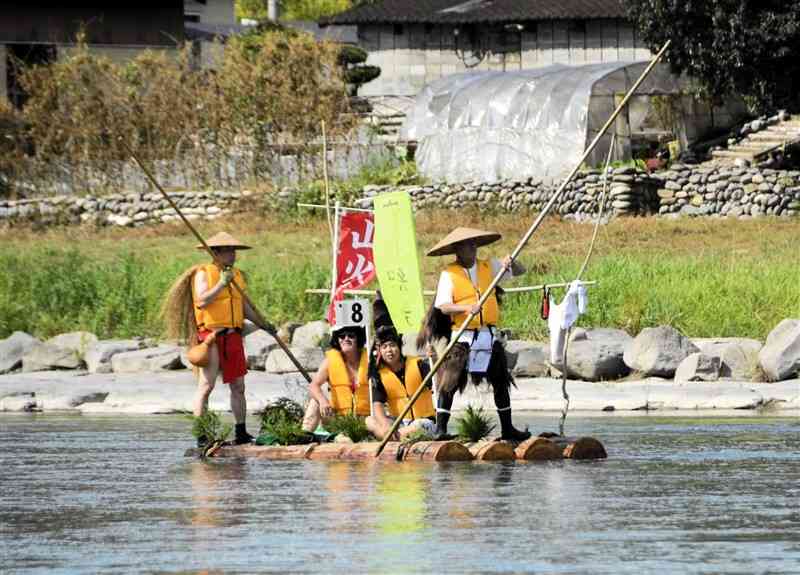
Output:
top-left (2, 414), bottom-right (800, 574)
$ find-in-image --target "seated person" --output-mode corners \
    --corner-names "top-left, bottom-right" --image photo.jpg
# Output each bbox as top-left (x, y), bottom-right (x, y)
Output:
top-left (366, 325), bottom-right (436, 441)
top-left (302, 323), bottom-right (370, 433)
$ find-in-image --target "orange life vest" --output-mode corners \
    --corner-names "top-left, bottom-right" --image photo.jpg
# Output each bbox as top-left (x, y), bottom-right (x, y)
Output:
top-left (378, 356), bottom-right (435, 420)
top-left (445, 259), bottom-right (499, 329)
top-left (193, 264), bottom-right (246, 331)
top-left (326, 349), bottom-right (371, 416)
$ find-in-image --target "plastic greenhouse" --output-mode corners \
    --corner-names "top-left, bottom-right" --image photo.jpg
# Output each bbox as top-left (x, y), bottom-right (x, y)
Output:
top-left (400, 62), bottom-right (745, 184)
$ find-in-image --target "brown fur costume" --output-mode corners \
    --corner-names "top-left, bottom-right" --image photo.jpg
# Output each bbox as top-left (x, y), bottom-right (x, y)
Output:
top-left (417, 298), bottom-right (514, 395)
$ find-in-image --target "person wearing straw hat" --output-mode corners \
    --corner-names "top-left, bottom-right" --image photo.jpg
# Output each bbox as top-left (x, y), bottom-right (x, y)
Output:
top-left (163, 231), bottom-right (264, 446)
top-left (366, 299), bottom-right (436, 441)
top-left (420, 227), bottom-right (531, 442)
top-left (302, 322), bottom-right (370, 433)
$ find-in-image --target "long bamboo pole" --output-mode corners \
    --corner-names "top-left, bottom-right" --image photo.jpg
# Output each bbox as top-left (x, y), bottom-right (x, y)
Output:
top-left (375, 40), bottom-right (671, 457)
top-left (305, 281), bottom-right (597, 297)
top-left (124, 145), bottom-right (313, 382)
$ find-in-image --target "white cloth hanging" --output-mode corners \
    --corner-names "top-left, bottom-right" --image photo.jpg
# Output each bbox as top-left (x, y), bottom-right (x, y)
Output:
top-left (468, 329), bottom-right (494, 373)
top-left (548, 281), bottom-right (588, 365)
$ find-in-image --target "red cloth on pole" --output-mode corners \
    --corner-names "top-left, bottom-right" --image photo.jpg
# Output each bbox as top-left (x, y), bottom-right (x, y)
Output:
top-left (326, 211), bottom-right (376, 323)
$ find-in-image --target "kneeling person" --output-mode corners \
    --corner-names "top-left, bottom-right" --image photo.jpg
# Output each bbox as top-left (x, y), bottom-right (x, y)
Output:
top-left (303, 324), bottom-right (371, 432)
top-left (366, 326), bottom-right (436, 441)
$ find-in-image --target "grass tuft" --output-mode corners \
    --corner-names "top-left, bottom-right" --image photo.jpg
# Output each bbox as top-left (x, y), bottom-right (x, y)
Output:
top-left (455, 405), bottom-right (495, 443)
top-left (188, 411), bottom-right (232, 447)
top-left (326, 413), bottom-right (371, 443)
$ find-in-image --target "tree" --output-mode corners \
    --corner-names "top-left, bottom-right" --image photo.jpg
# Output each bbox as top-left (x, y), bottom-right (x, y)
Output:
top-left (625, 0), bottom-right (800, 114)
top-left (338, 45), bottom-right (381, 95)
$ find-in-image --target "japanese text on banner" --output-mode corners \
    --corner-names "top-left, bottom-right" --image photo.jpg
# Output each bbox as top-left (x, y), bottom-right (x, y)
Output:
top-left (327, 211), bottom-right (376, 323)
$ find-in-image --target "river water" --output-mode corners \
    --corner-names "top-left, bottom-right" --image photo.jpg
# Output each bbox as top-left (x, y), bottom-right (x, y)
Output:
top-left (2, 414), bottom-right (799, 574)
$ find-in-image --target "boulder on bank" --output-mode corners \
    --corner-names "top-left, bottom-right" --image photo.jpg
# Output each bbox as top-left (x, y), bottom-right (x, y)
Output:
top-left (564, 328), bottom-right (632, 381)
top-left (291, 321), bottom-right (330, 348)
top-left (245, 330), bottom-right (280, 370)
top-left (510, 343), bottom-right (549, 377)
top-left (111, 345), bottom-right (184, 373)
top-left (22, 341), bottom-right (83, 372)
top-left (674, 352), bottom-right (721, 382)
top-left (623, 326), bottom-right (699, 378)
top-left (758, 319), bottom-right (800, 381)
top-left (0, 332), bottom-right (40, 374)
top-left (264, 346), bottom-right (324, 374)
top-left (47, 331), bottom-right (98, 361)
top-left (85, 340), bottom-right (145, 374)
top-left (693, 338), bottom-right (762, 380)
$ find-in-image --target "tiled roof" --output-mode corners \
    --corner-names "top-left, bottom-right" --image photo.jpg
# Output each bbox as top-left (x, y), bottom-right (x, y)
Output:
top-left (324, 0), bottom-right (627, 25)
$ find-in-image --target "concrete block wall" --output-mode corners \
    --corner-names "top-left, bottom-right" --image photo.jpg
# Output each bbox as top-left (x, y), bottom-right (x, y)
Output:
top-left (359, 19), bottom-right (653, 97)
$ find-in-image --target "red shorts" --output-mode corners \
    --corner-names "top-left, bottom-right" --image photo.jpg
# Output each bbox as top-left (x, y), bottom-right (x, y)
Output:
top-left (199, 329), bottom-right (247, 384)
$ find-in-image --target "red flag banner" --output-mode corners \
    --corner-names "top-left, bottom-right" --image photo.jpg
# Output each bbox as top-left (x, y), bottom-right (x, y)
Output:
top-left (327, 211), bottom-right (376, 323)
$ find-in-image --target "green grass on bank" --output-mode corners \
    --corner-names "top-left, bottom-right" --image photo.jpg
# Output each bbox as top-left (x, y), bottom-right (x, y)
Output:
top-left (1, 213), bottom-right (799, 341)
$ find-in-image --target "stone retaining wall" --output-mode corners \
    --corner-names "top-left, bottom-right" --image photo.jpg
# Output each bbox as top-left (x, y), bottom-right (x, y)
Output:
top-left (0, 190), bottom-right (256, 227)
top-left (357, 167), bottom-right (662, 218)
top-left (653, 164), bottom-right (800, 218)
top-left (4, 165), bottom-right (800, 228)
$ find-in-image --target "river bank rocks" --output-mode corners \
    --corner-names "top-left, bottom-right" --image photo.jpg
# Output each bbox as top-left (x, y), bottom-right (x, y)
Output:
top-left (2, 320), bottom-right (799, 391)
top-left (0, 190), bottom-right (255, 227)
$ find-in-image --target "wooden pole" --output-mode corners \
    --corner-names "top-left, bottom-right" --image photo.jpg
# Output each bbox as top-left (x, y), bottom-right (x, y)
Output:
top-left (330, 201), bottom-right (341, 306)
top-left (124, 145), bottom-right (313, 382)
top-left (375, 40), bottom-right (672, 457)
top-left (305, 281), bottom-right (597, 297)
top-left (321, 120), bottom-right (334, 242)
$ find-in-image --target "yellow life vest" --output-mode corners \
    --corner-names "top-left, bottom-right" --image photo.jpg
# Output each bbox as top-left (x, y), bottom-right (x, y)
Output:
top-left (193, 264), bottom-right (246, 331)
top-left (446, 259), bottom-right (499, 329)
top-left (326, 349), bottom-right (371, 416)
top-left (378, 356), bottom-right (435, 420)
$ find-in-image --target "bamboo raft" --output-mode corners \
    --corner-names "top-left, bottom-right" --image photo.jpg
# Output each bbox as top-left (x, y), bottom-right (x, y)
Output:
top-left (184, 436), bottom-right (607, 462)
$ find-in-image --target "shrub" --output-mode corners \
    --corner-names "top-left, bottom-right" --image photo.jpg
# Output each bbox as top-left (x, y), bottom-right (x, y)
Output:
top-left (455, 405), bottom-right (495, 443)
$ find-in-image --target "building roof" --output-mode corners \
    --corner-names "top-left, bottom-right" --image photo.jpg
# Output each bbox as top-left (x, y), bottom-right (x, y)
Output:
top-left (185, 21), bottom-right (250, 42)
top-left (283, 20), bottom-right (358, 44)
top-left (323, 0), bottom-right (627, 25)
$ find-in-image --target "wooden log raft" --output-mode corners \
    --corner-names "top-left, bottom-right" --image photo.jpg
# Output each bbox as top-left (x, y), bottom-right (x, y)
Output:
top-left (183, 437), bottom-right (606, 462)
top-left (467, 440), bottom-right (517, 461)
top-left (515, 436), bottom-right (607, 461)
top-left (184, 440), bottom-right (473, 462)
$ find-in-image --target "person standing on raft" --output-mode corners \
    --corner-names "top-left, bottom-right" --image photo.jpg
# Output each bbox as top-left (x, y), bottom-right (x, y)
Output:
top-left (366, 298), bottom-right (436, 441)
top-left (419, 227), bottom-right (531, 442)
top-left (301, 322), bottom-right (371, 433)
top-left (163, 232), bottom-right (266, 446)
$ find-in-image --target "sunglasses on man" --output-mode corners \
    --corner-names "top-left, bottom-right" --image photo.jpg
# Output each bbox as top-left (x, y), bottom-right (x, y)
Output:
top-left (338, 331), bottom-right (358, 341)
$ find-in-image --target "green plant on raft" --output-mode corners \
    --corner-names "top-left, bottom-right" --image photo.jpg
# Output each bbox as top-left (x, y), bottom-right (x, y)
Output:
top-left (455, 405), bottom-right (495, 443)
top-left (258, 397), bottom-right (305, 430)
top-left (259, 416), bottom-right (310, 446)
top-left (256, 397), bottom-right (311, 446)
top-left (188, 411), bottom-right (232, 447)
top-left (326, 413), bottom-right (371, 443)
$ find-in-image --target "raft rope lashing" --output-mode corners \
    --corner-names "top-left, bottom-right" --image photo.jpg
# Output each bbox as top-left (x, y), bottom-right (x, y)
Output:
top-left (558, 131), bottom-right (617, 437)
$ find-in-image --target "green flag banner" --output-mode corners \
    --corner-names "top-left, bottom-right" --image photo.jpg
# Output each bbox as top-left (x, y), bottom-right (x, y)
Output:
top-left (373, 191), bottom-right (425, 334)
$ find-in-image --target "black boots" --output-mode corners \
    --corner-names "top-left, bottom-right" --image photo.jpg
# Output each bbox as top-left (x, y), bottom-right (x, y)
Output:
top-left (434, 411), bottom-right (457, 441)
top-left (497, 408), bottom-right (531, 442)
top-left (234, 423), bottom-right (254, 445)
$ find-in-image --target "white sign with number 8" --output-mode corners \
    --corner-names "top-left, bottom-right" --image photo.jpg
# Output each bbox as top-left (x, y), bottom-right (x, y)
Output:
top-left (334, 298), bottom-right (369, 329)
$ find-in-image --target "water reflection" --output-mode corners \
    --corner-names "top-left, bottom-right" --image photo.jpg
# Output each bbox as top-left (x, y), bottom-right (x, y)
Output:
top-left (188, 459), bottom-right (249, 530)
top-left (2, 415), bottom-right (800, 574)
top-left (374, 463), bottom-right (428, 535)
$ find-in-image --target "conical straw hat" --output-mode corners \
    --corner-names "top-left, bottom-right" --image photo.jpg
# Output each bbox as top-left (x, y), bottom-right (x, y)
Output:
top-left (426, 227), bottom-right (501, 257)
top-left (196, 231), bottom-right (252, 250)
